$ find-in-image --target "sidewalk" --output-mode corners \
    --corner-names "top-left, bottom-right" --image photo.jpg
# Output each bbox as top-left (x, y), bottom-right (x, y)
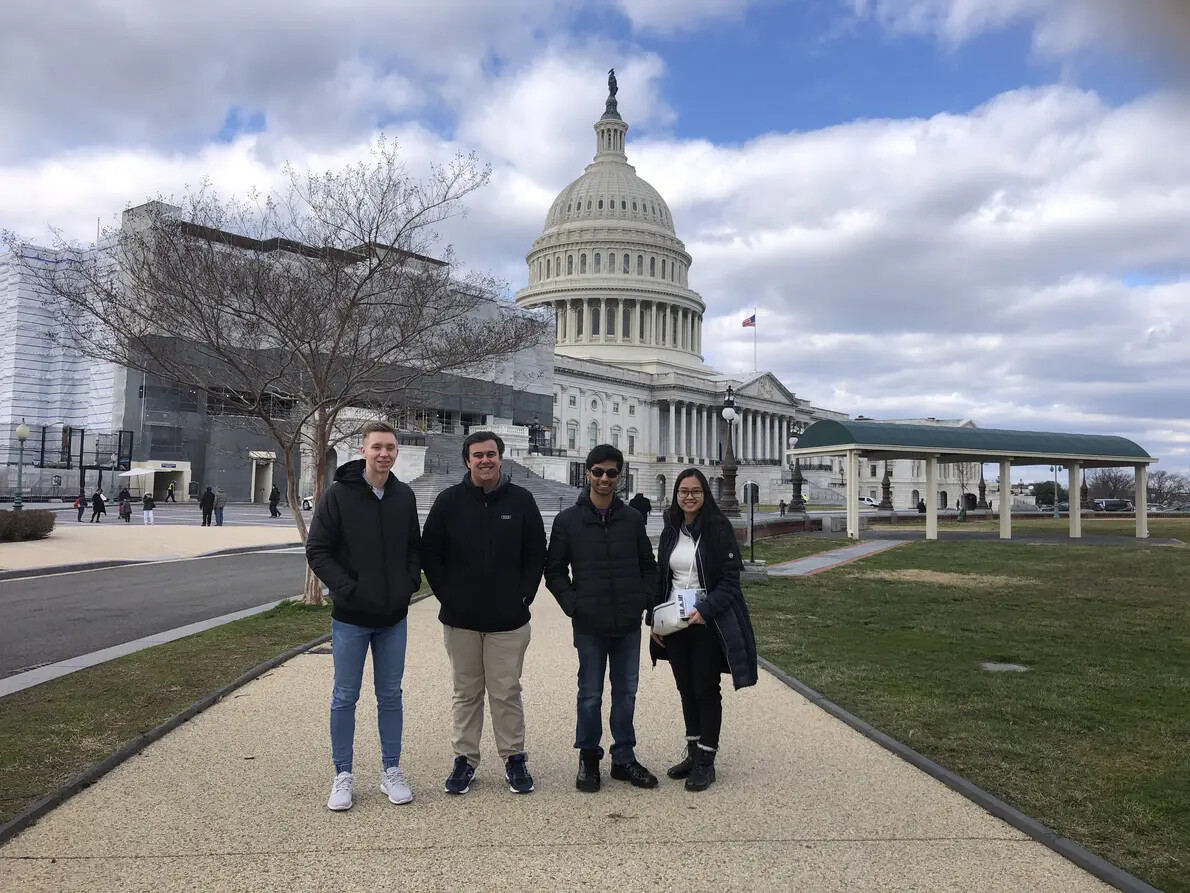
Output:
top-left (0, 591), bottom-right (1110, 892)
top-left (0, 523), bottom-right (300, 574)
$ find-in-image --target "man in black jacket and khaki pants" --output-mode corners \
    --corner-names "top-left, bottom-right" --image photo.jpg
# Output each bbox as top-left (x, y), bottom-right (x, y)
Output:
top-left (546, 444), bottom-right (659, 792)
top-left (306, 420), bottom-right (421, 813)
top-left (422, 431), bottom-right (546, 796)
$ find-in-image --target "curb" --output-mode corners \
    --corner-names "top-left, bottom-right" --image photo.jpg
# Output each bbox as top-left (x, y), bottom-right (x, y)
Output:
top-left (758, 657), bottom-right (1161, 893)
top-left (0, 591), bottom-right (431, 846)
top-left (0, 542), bottom-right (304, 582)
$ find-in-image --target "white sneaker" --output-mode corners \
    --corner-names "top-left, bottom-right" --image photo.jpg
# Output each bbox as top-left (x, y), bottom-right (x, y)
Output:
top-left (327, 771), bottom-right (354, 811)
top-left (380, 766), bottom-right (414, 805)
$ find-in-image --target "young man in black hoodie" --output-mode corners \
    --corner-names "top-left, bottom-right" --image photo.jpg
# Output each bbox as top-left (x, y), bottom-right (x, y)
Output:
top-left (306, 420), bottom-right (422, 812)
top-left (422, 431), bottom-right (546, 796)
top-left (546, 444), bottom-right (659, 792)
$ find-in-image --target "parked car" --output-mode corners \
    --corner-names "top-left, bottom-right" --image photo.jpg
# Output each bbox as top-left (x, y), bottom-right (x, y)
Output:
top-left (1173, 503), bottom-right (1190, 513)
top-left (1092, 498), bottom-right (1133, 512)
top-left (1146, 504), bottom-right (1167, 513)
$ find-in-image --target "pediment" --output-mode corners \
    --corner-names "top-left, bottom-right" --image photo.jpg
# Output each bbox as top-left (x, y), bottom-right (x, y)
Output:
top-left (735, 372), bottom-right (797, 406)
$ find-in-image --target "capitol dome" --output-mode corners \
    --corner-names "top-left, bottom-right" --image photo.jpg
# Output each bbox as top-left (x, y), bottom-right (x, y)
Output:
top-left (515, 75), bottom-right (707, 371)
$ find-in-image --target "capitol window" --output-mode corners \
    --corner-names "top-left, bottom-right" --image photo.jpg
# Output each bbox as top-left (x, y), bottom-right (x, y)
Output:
top-left (632, 200), bottom-right (637, 211)
top-left (580, 254), bottom-right (587, 274)
top-left (661, 259), bottom-right (666, 279)
top-left (586, 200), bottom-right (592, 210)
top-left (613, 402), bottom-right (620, 413)
top-left (609, 252), bottom-right (616, 272)
top-left (623, 254), bottom-right (629, 273)
top-left (569, 395), bottom-right (577, 407)
top-left (546, 259), bottom-right (551, 278)
top-left (598, 199), bottom-right (603, 210)
top-left (606, 306), bottom-right (615, 335)
top-left (567, 255), bottom-right (573, 275)
top-left (649, 257), bottom-right (656, 277)
top-left (621, 199), bottom-right (626, 210)
top-left (589, 421), bottom-right (599, 450)
top-left (591, 399), bottom-right (598, 410)
top-left (594, 253), bottom-right (601, 273)
top-left (628, 405), bottom-right (636, 416)
top-left (637, 255), bottom-right (643, 275)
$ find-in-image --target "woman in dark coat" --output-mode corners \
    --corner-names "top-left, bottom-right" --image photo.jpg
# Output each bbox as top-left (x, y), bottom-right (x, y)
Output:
top-left (650, 468), bottom-right (758, 792)
top-left (90, 491), bottom-right (106, 523)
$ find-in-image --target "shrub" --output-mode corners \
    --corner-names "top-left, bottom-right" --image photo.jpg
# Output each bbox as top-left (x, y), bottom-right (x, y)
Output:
top-left (0, 509), bottom-right (56, 542)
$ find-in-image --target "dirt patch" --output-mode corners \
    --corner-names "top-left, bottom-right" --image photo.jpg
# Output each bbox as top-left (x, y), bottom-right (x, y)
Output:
top-left (854, 569), bottom-right (1036, 588)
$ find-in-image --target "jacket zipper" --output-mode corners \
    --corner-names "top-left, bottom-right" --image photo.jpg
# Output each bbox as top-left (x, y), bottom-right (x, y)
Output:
top-left (378, 490), bottom-right (390, 604)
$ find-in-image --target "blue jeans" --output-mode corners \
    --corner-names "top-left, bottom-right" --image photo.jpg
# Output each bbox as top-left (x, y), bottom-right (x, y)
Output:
top-left (330, 617), bottom-right (407, 774)
top-left (573, 627), bottom-right (641, 764)
top-left (214, 507), bottom-right (224, 526)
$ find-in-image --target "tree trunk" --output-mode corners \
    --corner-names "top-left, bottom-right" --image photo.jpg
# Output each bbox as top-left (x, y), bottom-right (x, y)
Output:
top-left (299, 410), bottom-right (334, 606)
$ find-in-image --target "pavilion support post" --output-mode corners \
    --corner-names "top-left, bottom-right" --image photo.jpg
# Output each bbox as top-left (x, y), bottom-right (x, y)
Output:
top-left (999, 459), bottom-right (1012, 540)
top-left (925, 456), bottom-right (938, 541)
top-left (1136, 464), bottom-right (1149, 539)
top-left (1068, 463), bottom-right (1082, 539)
top-left (846, 449), bottom-right (860, 540)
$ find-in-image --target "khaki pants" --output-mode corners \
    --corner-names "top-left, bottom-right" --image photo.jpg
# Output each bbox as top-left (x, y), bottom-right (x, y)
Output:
top-left (442, 623), bottom-right (531, 767)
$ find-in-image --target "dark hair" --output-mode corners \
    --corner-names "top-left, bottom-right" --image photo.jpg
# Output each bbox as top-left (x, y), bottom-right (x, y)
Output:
top-left (666, 468), bottom-right (724, 530)
top-left (585, 443), bottom-right (623, 471)
top-left (462, 430), bottom-right (505, 462)
top-left (361, 420), bottom-right (397, 442)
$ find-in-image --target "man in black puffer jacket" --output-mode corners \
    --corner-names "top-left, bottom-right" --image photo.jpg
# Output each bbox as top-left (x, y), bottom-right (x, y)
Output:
top-left (546, 444), bottom-right (659, 793)
top-left (306, 421), bottom-right (421, 813)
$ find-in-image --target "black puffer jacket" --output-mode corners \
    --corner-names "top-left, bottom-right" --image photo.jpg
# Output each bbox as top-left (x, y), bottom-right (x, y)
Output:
top-left (306, 459), bottom-right (421, 628)
top-left (546, 493), bottom-right (657, 636)
top-left (422, 473), bottom-right (546, 632)
top-left (650, 513), bottom-right (758, 690)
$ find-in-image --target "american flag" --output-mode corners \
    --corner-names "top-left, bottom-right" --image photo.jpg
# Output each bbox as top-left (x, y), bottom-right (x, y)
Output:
top-left (741, 314), bottom-right (756, 328)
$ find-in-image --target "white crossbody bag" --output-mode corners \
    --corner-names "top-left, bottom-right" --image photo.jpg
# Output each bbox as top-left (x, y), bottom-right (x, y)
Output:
top-left (652, 534), bottom-right (704, 636)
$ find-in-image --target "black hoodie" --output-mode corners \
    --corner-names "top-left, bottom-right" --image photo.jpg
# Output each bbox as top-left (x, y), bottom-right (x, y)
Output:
top-left (305, 459), bottom-right (421, 628)
top-left (422, 472), bottom-right (546, 632)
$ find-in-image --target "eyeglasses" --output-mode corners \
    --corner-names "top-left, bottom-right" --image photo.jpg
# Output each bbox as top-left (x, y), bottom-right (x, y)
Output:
top-left (677, 489), bottom-right (703, 499)
top-left (589, 467), bottom-right (620, 479)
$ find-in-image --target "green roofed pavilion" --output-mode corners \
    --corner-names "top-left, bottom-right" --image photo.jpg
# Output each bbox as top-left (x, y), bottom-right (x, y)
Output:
top-left (787, 420), bottom-right (1157, 542)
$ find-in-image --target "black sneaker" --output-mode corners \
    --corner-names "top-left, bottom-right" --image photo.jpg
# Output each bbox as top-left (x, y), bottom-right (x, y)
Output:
top-left (576, 748), bottom-right (602, 793)
top-left (444, 755), bottom-right (475, 795)
top-left (685, 749), bottom-right (716, 792)
top-left (505, 754), bottom-right (534, 794)
top-left (610, 760), bottom-right (659, 789)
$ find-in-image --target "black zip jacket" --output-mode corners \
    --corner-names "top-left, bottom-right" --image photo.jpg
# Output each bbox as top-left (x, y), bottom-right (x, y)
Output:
top-left (545, 493), bottom-right (657, 636)
top-left (305, 459), bottom-right (421, 628)
top-left (650, 513), bottom-right (758, 690)
top-left (422, 472), bottom-right (546, 632)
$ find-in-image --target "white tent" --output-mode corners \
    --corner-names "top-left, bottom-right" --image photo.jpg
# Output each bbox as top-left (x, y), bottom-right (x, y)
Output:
top-left (118, 468), bottom-right (156, 477)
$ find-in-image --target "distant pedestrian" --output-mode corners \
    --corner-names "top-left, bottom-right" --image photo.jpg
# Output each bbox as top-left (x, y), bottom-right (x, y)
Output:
top-left (422, 431), bottom-right (546, 796)
top-left (306, 420), bottom-right (422, 813)
top-left (628, 491), bottom-right (652, 524)
top-left (778, 499), bottom-right (787, 517)
top-left (268, 485), bottom-right (281, 518)
top-left (142, 492), bottom-right (155, 525)
top-left (90, 491), bottom-right (106, 523)
top-left (75, 492), bottom-right (86, 522)
top-left (119, 495), bottom-right (132, 523)
top-left (917, 499), bottom-right (926, 514)
top-left (199, 486), bottom-right (215, 526)
top-left (546, 444), bottom-right (659, 793)
top-left (165, 481), bottom-right (177, 502)
top-left (213, 486), bottom-right (227, 526)
top-left (651, 468), bottom-right (758, 792)
top-left (117, 486), bottom-right (131, 504)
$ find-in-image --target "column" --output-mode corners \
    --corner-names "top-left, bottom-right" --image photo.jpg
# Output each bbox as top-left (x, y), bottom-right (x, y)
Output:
top-left (763, 414), bottom-right (770, 461)
top-left (706, 406), bottom-right (713, 461)
top-left (599, 298), bottom-right (607, 342)
top-left (926, 456), bottom-right (939, 541)
top-left (568, 300), bottom-right (577, 342)
top-left (676, 403), bottom-right (685, 459)
top-left (667, 401), bottom-right (675, 459)
top-left (683, 310), bottom-right (690, 350)
top-left (652, 302), bottom-right (660, 346)
top-left (1068, 463), bottom-right (1082, 539)
top-left (651, 402), bottom-right (661, 458)
top-left (695, 315), bottom-right (701, 355)
top-left (846, 449), bottom-right (860, 540)
top-left (999, 459), bottom-right (1013, 539)
top-left (1136, 464), bottom-right (1149, 539)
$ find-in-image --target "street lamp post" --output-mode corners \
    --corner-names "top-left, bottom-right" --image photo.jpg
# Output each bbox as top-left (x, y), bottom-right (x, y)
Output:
top-left (1050, 464), bottom-right (1062, 520)
top-left (529, 415), bottom-right (541, 455)
top-left (13, 419), bottom-right (29, 512)
top-left (787, 423), bottom-right (806, 514)
top-left (720, 386), bottom-right (741, 517)
top-left (108, 452), bottom-right (118, 504)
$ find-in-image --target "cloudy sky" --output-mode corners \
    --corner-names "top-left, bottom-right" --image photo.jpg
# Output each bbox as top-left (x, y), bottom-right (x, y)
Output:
top-left (2, 0), bottom-right (1189, 473)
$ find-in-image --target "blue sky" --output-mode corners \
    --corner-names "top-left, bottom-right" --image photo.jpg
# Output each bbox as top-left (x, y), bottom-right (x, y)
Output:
top-left (1, 0), bottom-right (1188, 470)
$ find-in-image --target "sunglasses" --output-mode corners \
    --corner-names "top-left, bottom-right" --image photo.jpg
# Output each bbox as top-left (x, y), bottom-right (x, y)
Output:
top-left (588, 467), bottom-right (620, 479)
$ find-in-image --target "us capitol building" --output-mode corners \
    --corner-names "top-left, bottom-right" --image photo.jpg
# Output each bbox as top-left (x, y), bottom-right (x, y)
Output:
top-left (510, 74), bottom-right (960, 508)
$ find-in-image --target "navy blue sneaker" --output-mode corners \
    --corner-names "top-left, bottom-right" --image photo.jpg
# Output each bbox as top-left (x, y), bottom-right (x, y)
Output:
top-left (444, 755), bottom-right (475, 795)
top-left (505, 754), bottom-right (534, 794)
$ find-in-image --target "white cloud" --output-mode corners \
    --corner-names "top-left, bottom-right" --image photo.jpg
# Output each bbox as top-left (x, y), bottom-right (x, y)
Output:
top-left (613, 0), bottom-right (774, 33)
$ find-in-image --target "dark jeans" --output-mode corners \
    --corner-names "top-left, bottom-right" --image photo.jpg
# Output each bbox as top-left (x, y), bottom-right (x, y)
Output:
top-left (666, 623), bottom-right (723, 749)
top-left (573, 627), bottom-right (641, 764)
top-left (201, 510), bottom-right (212, 526)
top-left (165, 491), bottom-right (176, 502)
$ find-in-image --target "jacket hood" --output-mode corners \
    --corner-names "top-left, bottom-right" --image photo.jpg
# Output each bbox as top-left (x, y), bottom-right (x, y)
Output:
top-left (334, 458), bottom-right (395, 490)
top-left (576, 490), bottom-right (625, 514)
top-left (459, 470), bottom-right (511, 495)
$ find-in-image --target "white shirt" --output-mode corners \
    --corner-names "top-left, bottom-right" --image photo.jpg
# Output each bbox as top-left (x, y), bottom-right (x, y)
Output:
top-left (669, 527), bottom-right (700, 598)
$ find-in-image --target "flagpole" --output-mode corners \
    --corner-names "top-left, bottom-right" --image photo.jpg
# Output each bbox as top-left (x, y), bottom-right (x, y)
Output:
top-left (753, 308), bottom-right (757, 373)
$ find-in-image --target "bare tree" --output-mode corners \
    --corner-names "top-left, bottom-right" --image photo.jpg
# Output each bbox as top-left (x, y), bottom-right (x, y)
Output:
top-left (1088, 467), bottom-right (1135, 501)
top-left (1146, 469), bottom-right (1189, 506)
top-left (6, 140), bottom-right (549, 603)
top-left (953, 461), bottom-right (979, 508)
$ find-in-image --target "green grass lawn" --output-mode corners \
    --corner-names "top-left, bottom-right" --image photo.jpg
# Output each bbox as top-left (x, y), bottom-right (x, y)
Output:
top-left (747, 535), bottom-right (854, 565)
top-left (0, 601), bottom-right (332, 827)
top-left (745, 536), bottom-right (1190, 892)
top-left (871, 516), bottom-right (1190, 540)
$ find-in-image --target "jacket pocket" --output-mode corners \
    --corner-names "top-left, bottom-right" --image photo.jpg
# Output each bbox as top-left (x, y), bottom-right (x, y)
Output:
top-left (559, 586), bottom-right (578, 618)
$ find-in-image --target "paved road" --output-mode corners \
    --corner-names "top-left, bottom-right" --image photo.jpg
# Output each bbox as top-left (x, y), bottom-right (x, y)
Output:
top-left (34, 502), bottom-right (303, 528)
top-left (0, 551), bottom-right (309, 678)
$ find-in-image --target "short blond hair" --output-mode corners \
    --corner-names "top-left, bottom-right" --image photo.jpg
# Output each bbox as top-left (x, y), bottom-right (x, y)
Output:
top-left (361, 420), bottom-right (397, 443)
